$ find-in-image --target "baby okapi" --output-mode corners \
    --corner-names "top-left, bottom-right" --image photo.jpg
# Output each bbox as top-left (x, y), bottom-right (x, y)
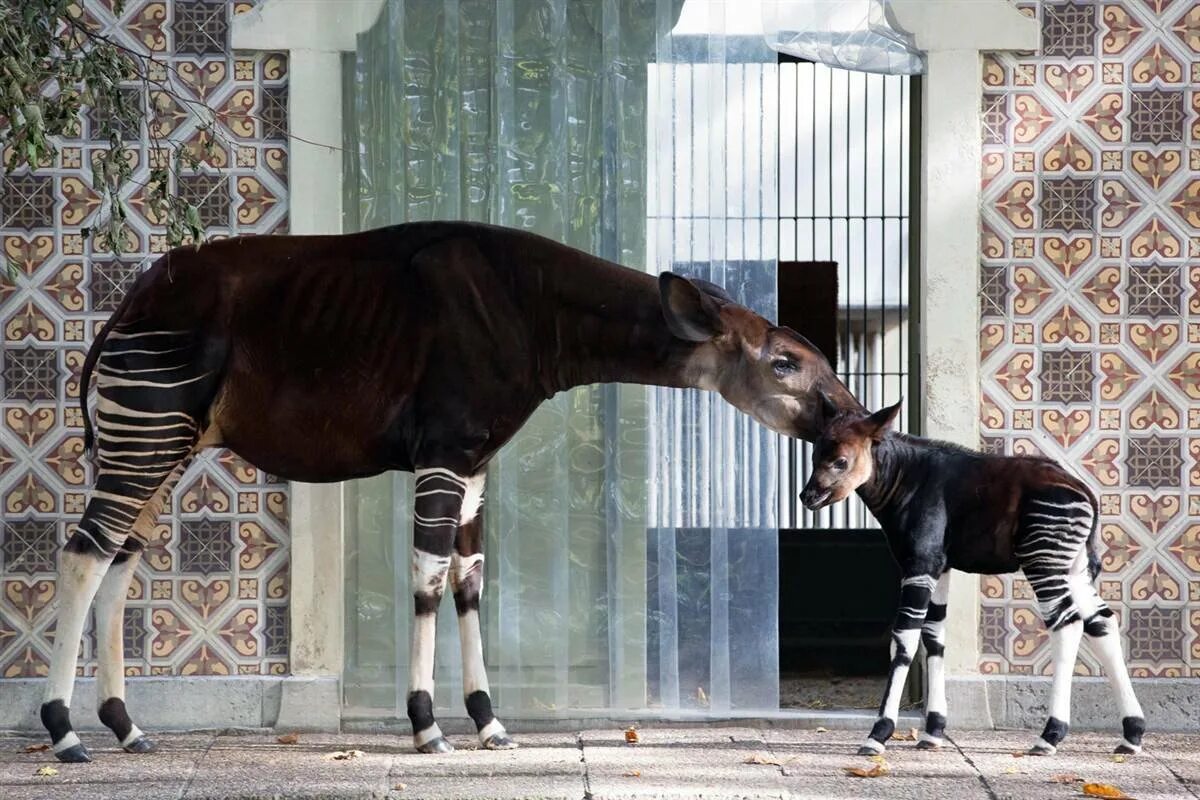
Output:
top-left (800, 397), bottom-right (1145, 758)
top-left (44, 221), bottom-right (861, 763)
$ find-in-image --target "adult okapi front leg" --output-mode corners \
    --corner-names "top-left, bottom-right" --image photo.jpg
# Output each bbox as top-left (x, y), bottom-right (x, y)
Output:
top-left (407, 467), bottom-right (470, 753)
top-left (450, 477), bottom-right (515, 749)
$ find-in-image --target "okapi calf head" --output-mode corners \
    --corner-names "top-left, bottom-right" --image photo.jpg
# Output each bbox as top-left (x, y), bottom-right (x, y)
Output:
top-left (659, 273), bottom-right (859, 441)
top-left (800, 396), bottom-right (903, 509)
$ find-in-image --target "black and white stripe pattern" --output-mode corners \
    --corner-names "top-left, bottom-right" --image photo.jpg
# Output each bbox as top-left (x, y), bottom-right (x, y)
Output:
top-left (43, 328), bottom-right (209, 762)
top-left (1015, 490), bottom-right (1098, 632)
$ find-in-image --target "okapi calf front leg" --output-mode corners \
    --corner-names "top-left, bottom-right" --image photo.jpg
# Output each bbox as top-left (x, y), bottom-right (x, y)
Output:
top-left (859, 571), bottom-right (939, 756)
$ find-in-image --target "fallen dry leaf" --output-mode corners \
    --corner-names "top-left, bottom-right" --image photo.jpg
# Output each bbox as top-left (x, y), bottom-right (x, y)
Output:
top-left (744, 753), bottom-right (783, 766)
top-left (843, 762), bottom-right (889, 778)
top-left (276, 733), bottom-right (300, 745)
top-left (22, 743), bottom-right (50, 753)
top-left (1082, 782), bottom-right (1129, 799)
top-left (696, 686), bottom-right (709, 706)
top-left (890, 728), bottom-right (919, 741)
top-left (1011, 751), bottom-right (1027, 758)
top-left (622, 770), bottom-right (641, 777)
top-left (325, 749), bottom-right (365, 761)
top-left (34, 766), bottom-right (58, 777)
top-left (393, 782), bottom-right (406, 791)
top-left (623, 727), bottom-right (639, 744)
top-left (1050, 773), bottom-right (1083, 784)
top-left (1111, 754), bottom-right (1127, 763)
top-left (814, 726), bottom-right (828, 734)
top-left (869, 754), bottom-right (887, 764)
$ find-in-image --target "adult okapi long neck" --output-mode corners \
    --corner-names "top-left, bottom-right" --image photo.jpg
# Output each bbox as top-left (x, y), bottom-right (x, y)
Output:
top-left (46, 220), bottom-right (860, 763)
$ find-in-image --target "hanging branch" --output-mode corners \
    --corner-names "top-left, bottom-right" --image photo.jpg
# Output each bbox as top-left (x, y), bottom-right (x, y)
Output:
top-left (0, 0), bottom-right (335, 283)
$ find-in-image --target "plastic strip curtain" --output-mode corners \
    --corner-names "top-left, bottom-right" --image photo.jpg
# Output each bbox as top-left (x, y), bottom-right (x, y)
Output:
top-left (341, 0), bottom-right (779, 718)
top-left (760, 0), bottom-right (925, 75)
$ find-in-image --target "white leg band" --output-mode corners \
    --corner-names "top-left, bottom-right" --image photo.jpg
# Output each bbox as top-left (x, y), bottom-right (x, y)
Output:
top-left (52, 731), bottom-right (81, 754)
top-left (478, 719), bottom-right (506, 742)
top-left (859, 737), bottom-right (886, 754)
top-left (413, 723), bottom-right (445, 748)
top-left (121, 726), bottom-right (146, 748)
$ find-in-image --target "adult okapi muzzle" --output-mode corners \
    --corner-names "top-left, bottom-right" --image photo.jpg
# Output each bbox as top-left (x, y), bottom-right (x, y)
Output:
top-left (43, 221), bottom-right (862, 762)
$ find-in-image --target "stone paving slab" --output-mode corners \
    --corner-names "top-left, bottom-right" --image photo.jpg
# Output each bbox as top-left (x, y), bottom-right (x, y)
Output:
top-left (582, 726), bottom-right (791, 799)
top-left (0, 732), bottom-right (214, 800)
top-left (387, 732), bottom-right (584, 799)
top-left (954, 730), bottom-right (1199, 800)
top-left (0, 727), bottom-right (1196, 799)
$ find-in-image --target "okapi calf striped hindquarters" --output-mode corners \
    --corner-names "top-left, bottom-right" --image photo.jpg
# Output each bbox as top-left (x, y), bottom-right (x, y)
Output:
top-left (47, 221), bottom-right (864, 761)
top-left (801, 397), bottom-right (1145, 758)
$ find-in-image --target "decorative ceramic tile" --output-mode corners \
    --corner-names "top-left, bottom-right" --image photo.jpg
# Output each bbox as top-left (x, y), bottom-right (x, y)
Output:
top-left (0, 0), bottom-right (289, 679)
top-left (981, 0), bottom-right (1199, 676)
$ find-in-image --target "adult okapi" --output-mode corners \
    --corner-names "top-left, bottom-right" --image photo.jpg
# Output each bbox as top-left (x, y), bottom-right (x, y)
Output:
top-left (44, 220), bottom-right (861, 762)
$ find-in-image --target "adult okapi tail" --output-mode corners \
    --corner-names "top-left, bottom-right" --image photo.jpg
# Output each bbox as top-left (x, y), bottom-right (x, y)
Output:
top-left (79, 279), bottom-right (138, 456)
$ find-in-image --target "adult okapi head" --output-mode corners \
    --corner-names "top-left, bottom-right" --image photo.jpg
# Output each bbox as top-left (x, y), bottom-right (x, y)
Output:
top-left (799, 395), bottom-right (903, 509)
top-left (658, 272), bottom-right (861, 441)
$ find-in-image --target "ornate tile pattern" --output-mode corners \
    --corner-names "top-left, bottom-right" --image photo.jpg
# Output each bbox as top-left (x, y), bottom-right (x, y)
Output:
top-left (981, 0), bottom-right (1200, 677)
top-left (0, 0), bottom-right (290, 679)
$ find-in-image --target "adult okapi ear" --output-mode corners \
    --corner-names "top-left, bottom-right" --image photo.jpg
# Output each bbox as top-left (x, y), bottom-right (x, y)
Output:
top-left (659, 272), bottom-right (725, 342)
top-left (866, 399), bottom-right (903, 439)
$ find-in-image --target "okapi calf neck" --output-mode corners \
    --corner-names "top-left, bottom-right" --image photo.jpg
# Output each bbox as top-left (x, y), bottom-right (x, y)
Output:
top-left (801, 398), bottom-right (1146, 759)
top-left (44, 220), bottom-right (861, 762)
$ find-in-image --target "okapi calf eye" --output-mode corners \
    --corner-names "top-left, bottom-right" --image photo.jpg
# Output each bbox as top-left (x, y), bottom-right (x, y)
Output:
top-left (832, 457), bottom-right (848, 471)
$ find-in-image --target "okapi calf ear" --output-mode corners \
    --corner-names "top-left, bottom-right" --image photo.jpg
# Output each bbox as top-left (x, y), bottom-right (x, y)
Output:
top-left (658, 272), bottom-right (725, 342)
top-left (864, 399), bottom-right (903, 440)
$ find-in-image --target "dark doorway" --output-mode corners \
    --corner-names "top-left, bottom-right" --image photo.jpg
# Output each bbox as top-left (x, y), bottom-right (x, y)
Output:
top-left (775, 57), bottom-right (920, 710)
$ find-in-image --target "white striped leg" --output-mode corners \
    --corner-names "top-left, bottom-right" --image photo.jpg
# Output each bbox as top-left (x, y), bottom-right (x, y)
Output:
top-left (1083, 610), bottom-right (1145, 754)
top-left (407, 468), bottom-right (464, 754)
top-left (1029, 619), bottom-right (1083, 756)
top-left (918, 572), bottom-right (952, 750)
top-left (452, 547), bottom-right (515, 750)
top-left (42, 549), bottom-right (109, 763)
top-left (862, 574), bottom-right (934, 755)
top-left (93, 550), bottom-right (150, 753)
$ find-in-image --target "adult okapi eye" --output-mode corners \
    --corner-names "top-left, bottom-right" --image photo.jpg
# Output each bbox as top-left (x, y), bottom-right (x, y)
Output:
top-left (772, 359), bottom-right (797, 376)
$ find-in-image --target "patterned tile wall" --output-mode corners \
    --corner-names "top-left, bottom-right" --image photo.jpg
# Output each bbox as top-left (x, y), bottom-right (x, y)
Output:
top-left (980, 0), bottom-right (1200, 676)
top-left (0, 0), bottom-right (290, 678)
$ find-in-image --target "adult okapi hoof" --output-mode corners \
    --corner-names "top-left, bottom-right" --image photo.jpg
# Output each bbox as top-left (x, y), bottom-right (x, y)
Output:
top-left (1027, 742), bottom-right (1057, 757)
top-left (55, 743), bottom-right (92, 763)
top-left (1113, 742), bottom-right (1140, 756)
top-left (123, 736), bottom-right (155, 754)
top-left (482, 733), bottom-right (518, 750)
top-left (416, 737), bottom-right (454, 754)
top-left (857, 740), bottom-right (886, 757)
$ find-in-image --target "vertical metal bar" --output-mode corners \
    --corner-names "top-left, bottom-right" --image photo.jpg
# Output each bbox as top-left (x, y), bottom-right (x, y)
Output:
top-left (907, 75), bottom-right (921, 435)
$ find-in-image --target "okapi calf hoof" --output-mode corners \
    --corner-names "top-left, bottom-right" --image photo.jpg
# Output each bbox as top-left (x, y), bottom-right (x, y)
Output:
top-left (857, 718), bottom-right (892, 755)
top-left (1114, 716), bottom-right (1145, 755)
top-left (1028, 717), bottom-right (1068, 756)
top-left (124, 736), bottom-right (156, 754)
top-left (55, 743), bottom-right (93, 763)
top-left (916, 712), bottom-right (947, 750)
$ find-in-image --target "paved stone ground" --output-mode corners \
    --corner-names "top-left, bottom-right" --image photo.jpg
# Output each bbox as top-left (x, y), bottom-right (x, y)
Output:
top-left (1, 726), bottom-right (1197, 799)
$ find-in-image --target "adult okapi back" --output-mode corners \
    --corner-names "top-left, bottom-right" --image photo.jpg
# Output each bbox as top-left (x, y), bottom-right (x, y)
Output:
top-left (47, 221), bottom-right (862, 762)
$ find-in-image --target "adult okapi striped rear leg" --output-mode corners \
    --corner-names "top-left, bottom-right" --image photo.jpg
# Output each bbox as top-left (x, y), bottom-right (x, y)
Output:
top-left (405, 468), bottom-right (512, 752)
top-left (43, 317), bottom-right (222, 762)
